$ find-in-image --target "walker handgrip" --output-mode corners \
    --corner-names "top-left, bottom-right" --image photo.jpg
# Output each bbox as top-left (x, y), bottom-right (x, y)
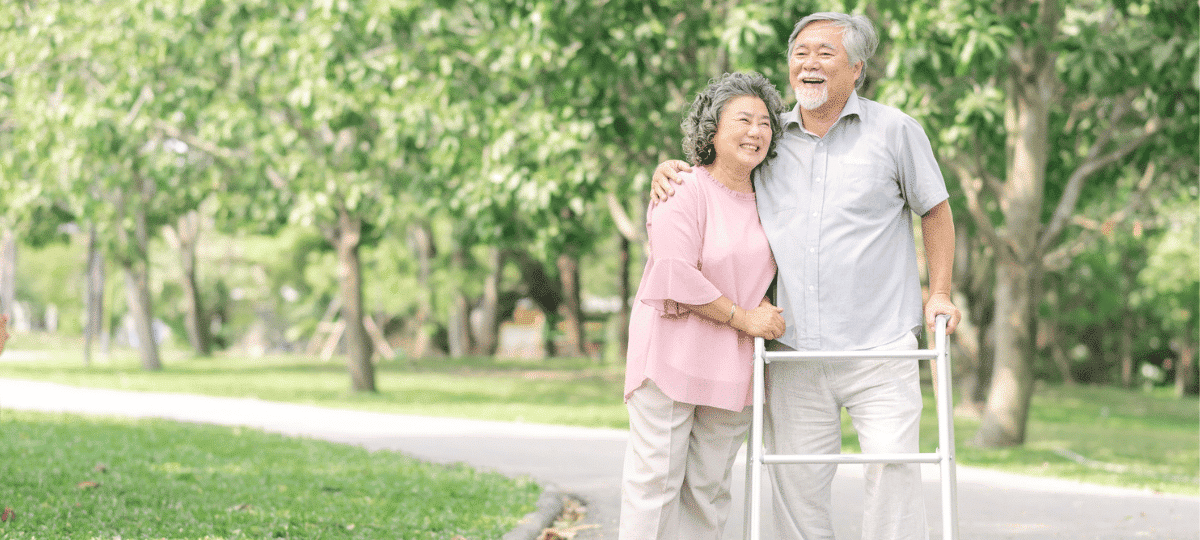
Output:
top-left (935, 313), bottom-right (949, 352)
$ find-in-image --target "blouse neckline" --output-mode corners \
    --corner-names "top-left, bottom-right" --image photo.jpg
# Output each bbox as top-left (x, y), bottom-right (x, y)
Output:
top-left (697, 167), bottom-right (757, 201)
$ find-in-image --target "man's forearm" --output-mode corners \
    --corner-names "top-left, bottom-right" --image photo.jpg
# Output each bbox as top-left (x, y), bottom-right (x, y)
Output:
top-left (922, 200), bottom-right (955, 297)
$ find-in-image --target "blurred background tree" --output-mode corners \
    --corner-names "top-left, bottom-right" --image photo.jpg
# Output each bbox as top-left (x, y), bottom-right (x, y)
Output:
top-left (876, 0), bottom-right (1197, 446)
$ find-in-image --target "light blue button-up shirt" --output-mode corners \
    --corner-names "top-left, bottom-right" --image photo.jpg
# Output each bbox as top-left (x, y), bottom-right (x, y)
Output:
top-left (754, 92), bottom-right (949, 352)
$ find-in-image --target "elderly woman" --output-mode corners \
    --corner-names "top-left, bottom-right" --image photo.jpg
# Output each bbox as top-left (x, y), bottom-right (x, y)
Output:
top-left (620, 72), bottom-right (786, 540)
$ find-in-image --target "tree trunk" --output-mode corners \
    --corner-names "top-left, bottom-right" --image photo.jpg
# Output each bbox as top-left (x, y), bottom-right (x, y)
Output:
top-left (122, 175), bottom-right (161, 371)
top-left (606, 192), bottom-right (645, 364)
top-left (950, 232), bottom-right (994, 410)
top-left (975, 261), bottom-right (1038, 446)
top-left (1119, 249), bottom-right (1137, 388)
top-left (83, 226), bottom-right (105, 367)
top-left (165, 210), bottom-right (211, 356)
top-left (0, 229), bottom-right (15, 323)
top-left (556, 252), bottom-right (584, 357)
top-left (1049, 340), bottom-right (1076, 386)
top-left (123, 260), bottom-right (161, 371)
top-left (407, 223), bottom-right (435, 358)
top-left (447, 293), bottom-right (472, 358)
top-left (511, 249), bottom-right (562, 355)
top-left (446, 244), bottom-right (474, 358)
top-left (331, 204), bottom-right (375, 392)
top-left (512, 249), bottom-right (562, 315)
top-left (952, 291), bottom-right (985, 411)
top-left (1119, 315), bottom-right (1135, 388)
top-left (1040, 319), bottom-right (1076, 385)
top-left (1175, 337), bottom-right (1197, 398)
top-left (472, 248), bottom-right (503, 355)
top-left (615, 234), bottom-right (631, 362)
top-left (974, 5), bottom-right (1056, 446)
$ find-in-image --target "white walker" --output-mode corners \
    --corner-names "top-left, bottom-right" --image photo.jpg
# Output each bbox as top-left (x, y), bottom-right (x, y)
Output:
top-left (744, 314), bottom-right (960, 540)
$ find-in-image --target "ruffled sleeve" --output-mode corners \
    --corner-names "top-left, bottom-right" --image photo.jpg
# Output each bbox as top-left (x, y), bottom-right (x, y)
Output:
top-left (638, 176), bottom-right (722, 314)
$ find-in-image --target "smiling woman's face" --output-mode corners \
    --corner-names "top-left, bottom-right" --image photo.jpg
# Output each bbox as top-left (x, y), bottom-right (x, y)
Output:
top-left (711, 95), bottom-right (772, 170)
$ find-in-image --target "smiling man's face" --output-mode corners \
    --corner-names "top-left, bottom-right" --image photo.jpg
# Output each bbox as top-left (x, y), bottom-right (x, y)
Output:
top-left (788, 21), bottom-right (861, 114)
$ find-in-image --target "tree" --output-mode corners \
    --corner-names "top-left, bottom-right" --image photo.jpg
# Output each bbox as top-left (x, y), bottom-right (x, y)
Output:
top-left (2, 0), bottom-right (232, 370)
top-left (430, 0), bottom-right (808, 358)
top-left (879, 0), bottom-right (1199, 445)
top-left (1138, 196), bottom-right (1200, 396)
top-left (162, 209), bottom-right (213, 355)
top-left (196, 0), bottom-right (471, 389)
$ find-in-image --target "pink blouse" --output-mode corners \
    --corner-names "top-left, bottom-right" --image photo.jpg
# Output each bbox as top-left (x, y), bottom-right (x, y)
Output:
top-left (624, 168), bottom-right (777, 411)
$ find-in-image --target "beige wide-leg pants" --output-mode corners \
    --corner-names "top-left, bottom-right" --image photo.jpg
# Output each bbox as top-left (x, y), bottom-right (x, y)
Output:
top-left (619, 379), bottom-right (751, 540)
top-left (765, 332), bottom-right (929, 540)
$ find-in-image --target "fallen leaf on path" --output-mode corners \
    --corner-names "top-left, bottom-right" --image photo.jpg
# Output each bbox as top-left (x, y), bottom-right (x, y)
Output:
top-left (538, 524), bottom-right (598, 540)
top-left (561, 498), bottom-right (587, 521)
top-left (77, 481), bottom-right (100, 490)
top-left (1, 507), bottom-right (13, 522)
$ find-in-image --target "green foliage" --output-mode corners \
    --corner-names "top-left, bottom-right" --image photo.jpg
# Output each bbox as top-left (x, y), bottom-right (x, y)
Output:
top-left (875, 0), bottom-right (1198, 406)
top-left (1, 0), bottom-right (1195, 395)
top-left (1137, 194), bottom-right (1200, 349)
top-left (878, 0), bottom-right (1199, 222)
top-left (201, 0), bottom-right (430, 236)
top-left (0, 410), bottom-right (540, 539)
top-left (13, 241), bottom-right (88, 334)
top-left (2, 0), bottom-right (221, 246)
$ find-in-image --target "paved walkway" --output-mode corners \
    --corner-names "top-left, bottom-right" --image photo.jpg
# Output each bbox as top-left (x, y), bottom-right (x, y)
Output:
top-left (1, 378), bottom-right (1196, 539)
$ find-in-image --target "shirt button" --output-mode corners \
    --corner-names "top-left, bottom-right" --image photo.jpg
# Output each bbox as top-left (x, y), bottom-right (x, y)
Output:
top-left (815, 177), bottom-right (822, 183)
top-left (809, 248), bottom-right (816, 253)
top-left (808, 285), bottom-right (816, 291)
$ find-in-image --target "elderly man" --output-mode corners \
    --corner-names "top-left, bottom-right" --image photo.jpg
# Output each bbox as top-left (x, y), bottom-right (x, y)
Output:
top-left (653, 12), bottom-right (961, 540)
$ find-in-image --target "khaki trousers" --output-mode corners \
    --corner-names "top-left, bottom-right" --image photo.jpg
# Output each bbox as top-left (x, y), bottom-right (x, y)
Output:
top-left (619, 379), bottom-right (751, 540)
top-left (765, 332), bottom-right (929, 540)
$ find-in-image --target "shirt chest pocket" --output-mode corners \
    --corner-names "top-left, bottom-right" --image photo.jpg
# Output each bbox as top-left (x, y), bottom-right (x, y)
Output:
top-left (830, 160), bottom-right (903, 213)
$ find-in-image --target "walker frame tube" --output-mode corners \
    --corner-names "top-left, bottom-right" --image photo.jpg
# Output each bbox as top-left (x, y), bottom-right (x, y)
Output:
top-left (745, 314), bottom-right (958, 540)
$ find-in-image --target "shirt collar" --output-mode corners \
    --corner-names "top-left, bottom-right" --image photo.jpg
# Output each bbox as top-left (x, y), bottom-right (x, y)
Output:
top-left (782, 91), bottom-right (862, 136)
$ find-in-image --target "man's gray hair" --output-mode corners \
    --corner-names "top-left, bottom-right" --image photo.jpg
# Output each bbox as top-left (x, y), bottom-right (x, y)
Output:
top-left (787, 12), bottom-right (879, 90)
top-left (681, 72), bottom-right (785, 167)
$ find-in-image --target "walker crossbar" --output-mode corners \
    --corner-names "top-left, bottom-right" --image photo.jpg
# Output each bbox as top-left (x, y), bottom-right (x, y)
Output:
top-left (745, 314), bottom-right (959, 540)
top-left (762, 453), bottom-right (942, 465)
top-left (765, 349), bottom-right (939, 361)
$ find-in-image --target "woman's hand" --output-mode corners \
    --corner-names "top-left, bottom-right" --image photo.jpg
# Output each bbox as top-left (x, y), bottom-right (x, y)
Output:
top-left (651, 160), bottom-right (693, 203)
top-left (732, 298), bottom-right (785, 340)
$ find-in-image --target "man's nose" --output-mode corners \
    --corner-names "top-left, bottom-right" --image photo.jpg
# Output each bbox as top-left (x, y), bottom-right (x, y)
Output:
top-left (795, 54), bottom-right (819, 71)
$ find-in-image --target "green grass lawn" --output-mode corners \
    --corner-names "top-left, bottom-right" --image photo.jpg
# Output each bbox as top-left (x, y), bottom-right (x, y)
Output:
top-left (0, 409), bottom-right (540, 540)
top-left (914, 383), bottom-right (1198, 495)
top-left (1, 334), bottom-right (1197, 497)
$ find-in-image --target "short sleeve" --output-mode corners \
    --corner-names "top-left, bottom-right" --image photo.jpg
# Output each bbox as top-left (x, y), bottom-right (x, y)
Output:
top-left (895, 114), bottom-right (949, 216)
top-left (638, 177), bottom-right (722, 314)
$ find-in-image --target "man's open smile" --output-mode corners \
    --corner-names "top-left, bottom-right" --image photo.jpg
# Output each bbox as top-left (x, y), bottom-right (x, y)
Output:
top-left (799, 72), bottom-right (827, 86)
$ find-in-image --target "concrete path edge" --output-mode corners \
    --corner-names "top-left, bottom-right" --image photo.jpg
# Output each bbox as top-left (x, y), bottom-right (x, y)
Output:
top-left (503, 487), bottom-right (567, 540)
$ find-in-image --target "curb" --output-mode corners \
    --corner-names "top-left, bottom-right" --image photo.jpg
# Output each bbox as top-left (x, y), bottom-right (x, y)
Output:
top-left (502, 487), bottom-right (568, 540)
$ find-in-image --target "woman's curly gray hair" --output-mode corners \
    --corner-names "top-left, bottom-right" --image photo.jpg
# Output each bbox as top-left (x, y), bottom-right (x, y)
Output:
top-left (681, 72), bottom-right (785, 167)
